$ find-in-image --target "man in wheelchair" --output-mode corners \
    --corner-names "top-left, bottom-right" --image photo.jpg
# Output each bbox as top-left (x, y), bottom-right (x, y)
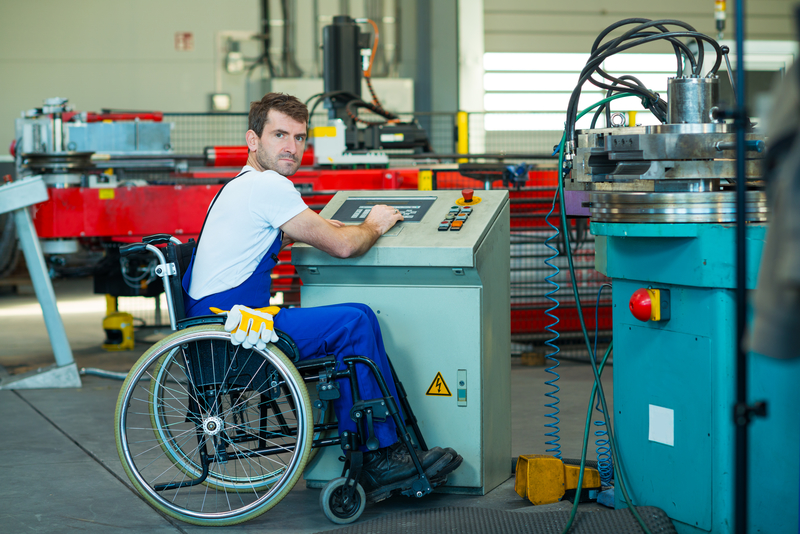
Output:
top-left (181, 92), bottom-right (462, 502)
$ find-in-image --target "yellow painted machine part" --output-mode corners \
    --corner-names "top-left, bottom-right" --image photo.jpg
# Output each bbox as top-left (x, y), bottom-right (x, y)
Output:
top-left (457, 111), bottom-right (469, 163)
top-left (648, 288), bottom-right (662, 321)
top-left (102, 311), bottom-right (135, 351)
top-left (105, 294), bottom-right (118, 314)
top-left (456, 196), bottom-right (482, 206)
top-left (514, 454), bottom-right (601, 505)
top-left (418, 170), bottom-right (433, 191)
top-left (310, 126), bottom-right (337, 138)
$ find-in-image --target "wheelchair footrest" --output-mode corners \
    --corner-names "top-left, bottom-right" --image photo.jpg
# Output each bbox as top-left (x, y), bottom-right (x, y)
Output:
top-left (351, 398), bottom-right (395, 451)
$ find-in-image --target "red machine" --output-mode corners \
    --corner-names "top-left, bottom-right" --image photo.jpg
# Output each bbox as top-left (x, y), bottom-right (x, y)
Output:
top-left (28, 139), bottom-right (609, 345)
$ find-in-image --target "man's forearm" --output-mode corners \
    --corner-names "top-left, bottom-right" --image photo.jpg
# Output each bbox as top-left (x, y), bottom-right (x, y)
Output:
top-left (334, 221), bottom-right (382, 258)
top-left (280, 204), bottom-right (401, 259)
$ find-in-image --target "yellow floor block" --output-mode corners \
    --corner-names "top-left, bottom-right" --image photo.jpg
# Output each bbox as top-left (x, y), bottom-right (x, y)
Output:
top-left (514, 454), bottom-right (601, 505)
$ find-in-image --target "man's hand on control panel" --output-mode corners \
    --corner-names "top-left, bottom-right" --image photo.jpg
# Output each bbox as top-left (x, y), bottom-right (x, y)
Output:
top-left (280, 205), bottom-right (401, 259)
top-left (364, 204), bottom-right (404, 235)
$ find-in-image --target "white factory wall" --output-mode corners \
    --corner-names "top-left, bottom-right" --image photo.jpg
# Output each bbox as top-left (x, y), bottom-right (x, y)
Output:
top-left (484, 0), bottom-right (796, 53)
top-left (0, 0), bottom-right (796, 154)
top-left (0, 1), bottom-right (263, 152)
top-left (0, 0), bottom-right (401, 153)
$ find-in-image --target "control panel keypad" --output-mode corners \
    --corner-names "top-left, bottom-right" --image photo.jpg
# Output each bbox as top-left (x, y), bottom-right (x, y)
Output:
top-left (439, 205), bottom-right (473, 232)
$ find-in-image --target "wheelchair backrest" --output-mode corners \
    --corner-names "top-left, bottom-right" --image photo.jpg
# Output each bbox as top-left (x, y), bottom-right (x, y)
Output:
top-left (165, 239), bottom-right (196, 323)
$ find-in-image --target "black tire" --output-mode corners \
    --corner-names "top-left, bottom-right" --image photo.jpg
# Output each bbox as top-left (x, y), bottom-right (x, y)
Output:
top-left (320, 477), bottom-right (367, 524)
top-left (115, 325), bottom-right (313, 526)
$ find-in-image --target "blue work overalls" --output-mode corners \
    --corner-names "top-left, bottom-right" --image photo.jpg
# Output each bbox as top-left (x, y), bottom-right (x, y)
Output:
top-left (182, 195), bottom-right (401, 450)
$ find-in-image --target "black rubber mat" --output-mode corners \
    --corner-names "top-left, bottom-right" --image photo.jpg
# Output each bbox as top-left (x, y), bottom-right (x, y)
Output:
top-left (316, 506), bottom-right (677, 534)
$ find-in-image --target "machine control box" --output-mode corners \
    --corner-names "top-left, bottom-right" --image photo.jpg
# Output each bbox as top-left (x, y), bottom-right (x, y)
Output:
top-left (294, 190), bottom-right (511, 495)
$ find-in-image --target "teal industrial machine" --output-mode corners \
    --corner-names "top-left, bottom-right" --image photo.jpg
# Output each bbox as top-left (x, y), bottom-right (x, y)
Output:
top-left (562, 46), bottom-right (800, 533)
top-left (293, 190), bottom-right (511, 495)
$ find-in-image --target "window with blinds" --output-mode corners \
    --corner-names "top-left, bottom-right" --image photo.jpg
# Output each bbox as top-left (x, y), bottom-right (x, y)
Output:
top-left (483, 52), bottom-right (681, 131)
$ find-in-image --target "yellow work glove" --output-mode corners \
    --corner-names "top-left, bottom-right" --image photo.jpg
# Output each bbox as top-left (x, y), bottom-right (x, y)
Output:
top-left (210, 305), bottom-right (281, 350)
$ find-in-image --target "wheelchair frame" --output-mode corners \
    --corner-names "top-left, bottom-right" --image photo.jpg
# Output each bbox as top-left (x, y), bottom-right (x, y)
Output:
top-left (113, 234), bottom-right (434, 526)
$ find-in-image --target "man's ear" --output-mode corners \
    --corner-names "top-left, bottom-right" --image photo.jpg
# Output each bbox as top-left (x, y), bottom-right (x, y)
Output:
top-left (245, 130), bottom-right (258, 152)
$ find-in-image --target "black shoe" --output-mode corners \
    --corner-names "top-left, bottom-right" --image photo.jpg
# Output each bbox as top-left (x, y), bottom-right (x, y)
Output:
top-left (389, 442), bottom-right (463, 482)
top-left (388, 441), bottom-right (449, 472)
top-left (360, 445), bottom-right (419, 491)
top-left (425, 447), bottom-right (463, 479)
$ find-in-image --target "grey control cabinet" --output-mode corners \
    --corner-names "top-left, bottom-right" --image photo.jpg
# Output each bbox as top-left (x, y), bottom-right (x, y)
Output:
top-left (292, 190), bottom-right (510, 495)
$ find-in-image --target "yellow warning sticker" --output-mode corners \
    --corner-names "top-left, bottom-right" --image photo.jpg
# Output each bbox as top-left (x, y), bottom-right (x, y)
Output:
top-left (426, 372), bottom-right (452, 397)
top-left (99, 189), bottom-right (115, 200)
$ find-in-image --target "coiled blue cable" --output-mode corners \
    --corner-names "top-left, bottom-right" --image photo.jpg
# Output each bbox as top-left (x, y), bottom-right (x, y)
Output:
top-left (543, 175), bottom-right (563, 459)
top-left (593, 283), bottom-right (613, 485)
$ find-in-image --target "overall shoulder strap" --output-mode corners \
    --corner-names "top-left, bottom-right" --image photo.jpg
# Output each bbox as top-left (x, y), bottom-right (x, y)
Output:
top-left (196, 169), bottom-right (251, 245)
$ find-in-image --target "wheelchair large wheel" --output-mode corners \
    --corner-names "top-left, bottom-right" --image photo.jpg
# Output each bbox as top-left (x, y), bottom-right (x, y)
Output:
top-left (148, 345), bottom-right (331, 480)
top-left (115, 325), bottom-right (313, 526)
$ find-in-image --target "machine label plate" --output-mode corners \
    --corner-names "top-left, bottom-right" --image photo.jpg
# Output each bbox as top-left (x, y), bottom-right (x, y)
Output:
top-left (331, 196), bottom-right (436, 223)
top-left (426, 372), bottom-right (452, 396)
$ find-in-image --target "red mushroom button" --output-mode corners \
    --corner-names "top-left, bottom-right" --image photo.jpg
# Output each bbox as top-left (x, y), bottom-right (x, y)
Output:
top-left (629, 288), bottom-right (652, 322)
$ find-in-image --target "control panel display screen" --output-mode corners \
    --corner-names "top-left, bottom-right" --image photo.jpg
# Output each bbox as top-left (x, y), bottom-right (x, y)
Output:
top-left (331, 196), bottom-right (437, 223)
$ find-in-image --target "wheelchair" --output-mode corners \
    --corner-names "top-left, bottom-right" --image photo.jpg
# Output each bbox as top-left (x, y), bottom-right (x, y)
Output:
top-left (113, 234), bottom-right (435, 526)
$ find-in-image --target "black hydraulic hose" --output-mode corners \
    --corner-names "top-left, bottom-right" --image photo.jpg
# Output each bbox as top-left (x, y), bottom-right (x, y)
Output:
top-left (307, 91), bottom-right (362, 120)
top-left (280, 0), bottom-right (290, 76)
top-left (591, 19), bottom-right (705, 75)
top-left (260, 0), bottom-right (275, 77)
top-left (733, 0), bottom-right (748, 532)
top-left (590, 76), bottom-right (660, 128)
top-left (584, 74), bottom-right (666, 123)
top-left (575, 31), bottom-right (723, 115)
top-left (592, 30), bottom-right (698, 76)
top-left (569, 26), bottom-right (724, 137)
top-left (345, 98), bottom-right (398, 123)
top-left (590, 18), bottom-right (690, 76)
top-left (566, 31), bottom-right (723, 143)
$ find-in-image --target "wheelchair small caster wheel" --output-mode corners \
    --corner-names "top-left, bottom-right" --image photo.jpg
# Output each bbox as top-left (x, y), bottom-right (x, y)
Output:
top-left (320, 477), bottom-right (366, 524)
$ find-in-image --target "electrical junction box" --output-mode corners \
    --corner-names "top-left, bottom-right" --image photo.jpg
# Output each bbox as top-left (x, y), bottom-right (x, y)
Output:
top-left (292, 190), bottom-right (511, 495)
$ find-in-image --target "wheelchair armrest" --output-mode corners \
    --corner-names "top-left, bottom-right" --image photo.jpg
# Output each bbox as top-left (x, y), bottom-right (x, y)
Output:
top-left (119, 242), bottom-right (148, 257)
top-left (294, 355), bottom-right (336, 371)
top-left (174, 320), bottom-right (300, 362)
top-left (142, 234), bottom-right (174, 246)
top-left (177, 315), bottom-right (225, 330)
top-left (274, 329), bottom-right (300, 362)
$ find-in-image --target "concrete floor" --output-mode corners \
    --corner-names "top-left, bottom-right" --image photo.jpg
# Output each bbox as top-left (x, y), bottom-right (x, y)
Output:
top-left (0, 278), bottom-right (614, 534)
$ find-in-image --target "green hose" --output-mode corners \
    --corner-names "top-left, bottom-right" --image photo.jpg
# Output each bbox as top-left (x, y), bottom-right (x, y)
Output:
top-left (555, 94), bottom-right (653, 534)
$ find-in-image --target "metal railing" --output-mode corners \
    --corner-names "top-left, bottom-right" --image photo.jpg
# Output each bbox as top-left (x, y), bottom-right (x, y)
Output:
top-left (160, 111), bottom-right (610, 354)
top-left (164, 111), bottom-right (565, 160)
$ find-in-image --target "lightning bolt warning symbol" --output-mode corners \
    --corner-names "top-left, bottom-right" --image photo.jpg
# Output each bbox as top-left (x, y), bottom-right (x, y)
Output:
top-left (425, 372), bottom-right (452, 397)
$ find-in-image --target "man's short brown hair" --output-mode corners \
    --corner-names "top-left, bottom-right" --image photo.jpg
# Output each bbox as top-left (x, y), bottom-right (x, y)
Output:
top-left (249, 93), bottom-right (309, 136)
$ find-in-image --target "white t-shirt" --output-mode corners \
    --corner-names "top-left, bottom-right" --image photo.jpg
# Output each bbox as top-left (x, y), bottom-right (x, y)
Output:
top-left (188, 166), bottom-right (308, 299)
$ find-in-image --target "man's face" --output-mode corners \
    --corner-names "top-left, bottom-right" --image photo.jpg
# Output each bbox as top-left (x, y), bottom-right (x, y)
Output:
top-left (248, 110), bottom-right (307, 176)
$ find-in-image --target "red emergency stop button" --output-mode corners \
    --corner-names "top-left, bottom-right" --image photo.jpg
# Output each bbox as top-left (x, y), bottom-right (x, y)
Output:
top-left (629, 288), bottom-right (653, 322)
top-left (462, 188), bottom-right (474, 203)
top-left (629, 287), bottom-right (671, 322)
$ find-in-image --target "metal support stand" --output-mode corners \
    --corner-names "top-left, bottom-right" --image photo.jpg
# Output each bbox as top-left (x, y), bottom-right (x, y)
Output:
top-left (0, 176), bottom-right (81, 389)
